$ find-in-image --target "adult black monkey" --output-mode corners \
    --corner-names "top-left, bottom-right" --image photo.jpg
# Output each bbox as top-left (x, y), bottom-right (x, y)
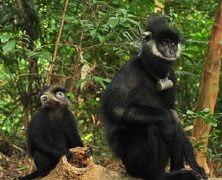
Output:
top-left (101, 16), bottom-right (207, 180)
top-left (19, 86), bottom-right (84, 180)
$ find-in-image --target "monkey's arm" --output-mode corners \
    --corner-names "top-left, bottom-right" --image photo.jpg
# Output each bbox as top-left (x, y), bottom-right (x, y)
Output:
top-left (31, 135), bottom-right (71, 158)
top-left (67, 132), bottom-right (83, 148)
top-left (110, 103), bottom-right (174, 141)
top-left (111, 103), bottom-right (171, 124)
top-left (67, 122), bottom-right (84, 148)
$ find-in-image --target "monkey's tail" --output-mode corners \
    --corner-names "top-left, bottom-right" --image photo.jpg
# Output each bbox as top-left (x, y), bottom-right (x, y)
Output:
top-left (183, 134), bottom-right (208, 179)
top-left (18, 170), bottom-right (39, 180)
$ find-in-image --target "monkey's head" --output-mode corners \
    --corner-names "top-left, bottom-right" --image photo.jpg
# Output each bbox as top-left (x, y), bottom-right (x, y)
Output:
top-left (39, 86), bottom-right (69, 108)
top-left (142, 16), bottom-right (181, 61)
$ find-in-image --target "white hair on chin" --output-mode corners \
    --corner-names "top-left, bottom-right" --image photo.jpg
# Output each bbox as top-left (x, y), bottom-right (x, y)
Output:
top-left (147, 40), bottom-right (182, 61)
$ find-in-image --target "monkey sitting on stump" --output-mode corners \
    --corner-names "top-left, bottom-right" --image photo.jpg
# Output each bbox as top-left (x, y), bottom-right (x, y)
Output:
top-left (19, 86), bottom-right (84, 180)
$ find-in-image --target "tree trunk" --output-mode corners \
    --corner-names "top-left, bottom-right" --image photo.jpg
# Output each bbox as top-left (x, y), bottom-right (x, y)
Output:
top-left (192, 1), bottom-right (222, 174)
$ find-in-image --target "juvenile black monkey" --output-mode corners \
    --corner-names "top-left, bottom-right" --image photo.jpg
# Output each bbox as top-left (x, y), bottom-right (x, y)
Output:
top-left (19, 86), bottom-right (83, 180)
top-left (101, 16), bottom-right (207, 180)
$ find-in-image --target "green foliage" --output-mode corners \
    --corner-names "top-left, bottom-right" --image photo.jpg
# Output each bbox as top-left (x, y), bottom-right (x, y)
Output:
top-left (0, 0), bottom-right (222, 164)
top-left (181, 108), bottom-right (222, 160)
top-left (185, 108), bottom-right (217, 127)
top-left (76, 74), bottom-right (110, 89)
top-left (27, 50), bottom-right (52, 61)
top-left (2, 40), bottom-right (16, 55)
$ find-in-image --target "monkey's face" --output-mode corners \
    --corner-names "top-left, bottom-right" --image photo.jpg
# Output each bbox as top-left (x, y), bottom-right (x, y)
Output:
top-left (156, 39), bottom-right (179, 59)
top-left (40, 86), bottom-right (69, 108)
top-left (142, 31), bottom-right (181, 61)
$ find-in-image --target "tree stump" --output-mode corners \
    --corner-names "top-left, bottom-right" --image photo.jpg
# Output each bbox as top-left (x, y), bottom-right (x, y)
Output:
top-left (42, 147), bottom-right (141, 180)
top-left (43, 147), bottom-right (219, 180)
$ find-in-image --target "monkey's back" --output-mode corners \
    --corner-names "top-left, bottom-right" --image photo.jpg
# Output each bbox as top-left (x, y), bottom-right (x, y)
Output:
top-left (27, 107), bottom-right (75, 157)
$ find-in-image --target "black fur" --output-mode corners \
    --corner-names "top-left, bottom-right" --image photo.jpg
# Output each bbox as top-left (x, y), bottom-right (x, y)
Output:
top-left (19, 86), bottom-right (83, 180)
top-left (101, 16), bottom-right (207, 180)
top-left (146, 16), bottom-right (180, 43)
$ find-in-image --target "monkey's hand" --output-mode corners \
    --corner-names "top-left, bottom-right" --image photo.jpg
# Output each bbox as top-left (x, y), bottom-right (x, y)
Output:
top-left (195, 167), bottom-right (208, 180)
top-left (64, 150), bottom-right (73, 160)
top-left (84, 146), bottom-right (93, 158)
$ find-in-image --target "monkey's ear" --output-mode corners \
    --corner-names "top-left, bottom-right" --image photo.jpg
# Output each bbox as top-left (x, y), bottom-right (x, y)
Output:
top-left (142, 31), bottom-right (152, 42)
top-left (38, 85), bottom-right (49, 97)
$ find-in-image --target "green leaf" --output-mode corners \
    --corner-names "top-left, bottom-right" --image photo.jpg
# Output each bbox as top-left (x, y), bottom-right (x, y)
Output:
top-left (76, 79), bottom-right (87, 89)
top-left (184, 125), bottom-right (193, 131)
top-left (39, 51), bottom-right (52, 61)
top-left (0, 34), bottom-right (12, 43)
top-left (186, 110), bottom-right (195, 115)
top-left (83, 133), bottom-right (93, 142)
top-left (2, 40), bottom-right (16, 55)
top-left (98, 34), bottom-right (105, 43)
top-left (66, 92), bottom-right (75, 100)
top-left (204, 116), bottom-right (217, 127)
top-left (193, 142), bottom-right (205, 149)
top-left (93, 76), bottom-right (110, 89)
top-left (108, 17), bottom-right (119, 28)
top-left (27, 51), bottom-right (52, 61)
top-left (90, 29), bottom-right (97, 37)
top-left (126, 18), bottom-right (139, 26)
top-left (202, 108), bottom-right (210, 113)
top-left (123, 31), bottom-right (133, 41)
top-left (76, 75), bottom-right (91, 89)
top-left (27, 51), bottom-right (37, 57)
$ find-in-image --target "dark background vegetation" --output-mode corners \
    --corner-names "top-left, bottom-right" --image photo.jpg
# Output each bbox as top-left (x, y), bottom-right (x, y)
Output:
top-left (0, 0), bottom-right (222, 178)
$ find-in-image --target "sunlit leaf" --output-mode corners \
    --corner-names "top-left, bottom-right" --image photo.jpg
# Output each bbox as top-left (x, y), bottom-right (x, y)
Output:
top-left (66, 92), bottom-right (75, 100)
top-left (184, 125), bottom-right (193, 131)
top-left (108, 17), bottom-right (119, 28)
top-left (2, 40), bottom-right (16, 55)
top-left (27, 51), bottom-right (52, 61)
top-left (0, 34), bottom-right (12, 43)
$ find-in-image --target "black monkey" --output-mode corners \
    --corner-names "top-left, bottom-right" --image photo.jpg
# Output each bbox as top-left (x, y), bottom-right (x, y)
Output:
top-left (20, 86), bottom-right (83, 180)
top-left (101, 16), bottom-right (207, 180)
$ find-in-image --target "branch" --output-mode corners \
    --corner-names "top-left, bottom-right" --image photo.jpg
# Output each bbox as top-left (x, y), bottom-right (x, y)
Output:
top-left (81, 42), bottom-right (136, 52)
top-left (46, 0), bottom-right (69, 85)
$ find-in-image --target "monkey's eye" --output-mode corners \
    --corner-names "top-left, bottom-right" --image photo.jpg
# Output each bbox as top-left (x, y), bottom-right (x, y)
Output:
top-left (56, 91), bottom-right (65, 99)
top-left (160, 39), bottom-right (172, 45)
